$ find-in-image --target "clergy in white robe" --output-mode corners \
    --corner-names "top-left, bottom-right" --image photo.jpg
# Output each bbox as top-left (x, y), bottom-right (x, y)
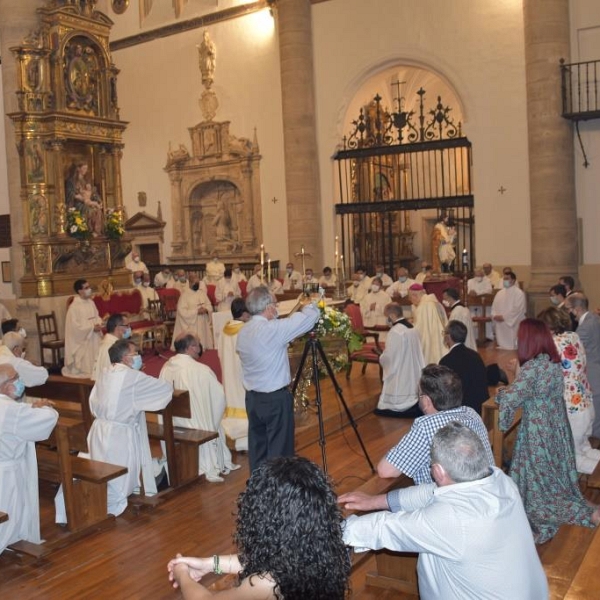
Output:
top-left (171, 280), bottom-right (214, 350)
top-left (0, 332), bottom-right (48, 388)
top-left (217, 299), bottom-right (250, 451)
top-left (160, 333), bottom-right (238, 482)
top-left (387, 268), bottom-right (416, 299)
top-left (414, 262), bottom-right (433, 284)
top-left (282, 262), bottom-right (303, 291)
top-left (125, 251), bottom-right (148, 274)
top-left (0, 364), bottom-right (58, 553)
top-left (167, 269), bottom-right (191, 294)
top-left (205, 257), bottom-right (226, 284)
top-left (215, 269), bottom-right (241, 312)
top-left (62, 280), bottom-right (103, 379)
top-left (467, 269), bottom-right (493, 296)
top-left (409, 284), bottom-right (448, 364)
top-left (154, 267), bottom-right (173, 289)
top-left (373, 265), bottom-right (393, 288)
top-left (483, 263), bottom-right (502, 289)
top-left (245, 264), bottom-right (264, 295)
top-left (347, 268), bottom-right (372, 304)
top-left (360, 278), bottom-right (392, 329)
top-left (377, 304), bottom-right (425, 415)
top-left (269, 278), bottom-right (284, 295)
top-left (56, 340), bottom-right (173, 521)
top-left (442, 289), bottom-right (477, 351)
top-left (92, 313), bottom-right (129, 381)
top-left (491, 272), bottom-right (526, 350)
top-left (135, 273), bottom-right (159, 317)
top-left (318, 267), bottom-right (337, 288)
top-left (231, 264), bottom-right (247, 287)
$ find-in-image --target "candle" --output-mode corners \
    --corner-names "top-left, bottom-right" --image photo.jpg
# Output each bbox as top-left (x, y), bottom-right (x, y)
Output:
top-left (341, 254), bottom-right (346, 282)
top-left (301, 245), bottom-right (306, 277)
top-left (260, 244), bottom-right (264, 283)
top-left (267, 257), bottom-right (271, 283)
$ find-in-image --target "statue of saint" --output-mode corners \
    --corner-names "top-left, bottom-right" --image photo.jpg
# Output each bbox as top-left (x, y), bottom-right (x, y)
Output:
top-left (431, 212), bottom-right (456, 273)
top-left (65, 161), bottom-right (103, 236)
top-left (197, 30), bottom-right (216, 89)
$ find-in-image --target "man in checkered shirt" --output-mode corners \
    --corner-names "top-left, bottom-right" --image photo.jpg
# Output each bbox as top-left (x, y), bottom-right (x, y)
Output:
top-left (377, 364), bottom-right (494, 484)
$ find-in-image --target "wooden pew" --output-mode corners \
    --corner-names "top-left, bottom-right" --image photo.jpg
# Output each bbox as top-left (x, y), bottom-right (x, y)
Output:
top-left (346, 473), bottom-right (418, 595)
top-left (147, 389), bottom-right (219, 489)
top-left (36, 416), bottom-right (127, 534)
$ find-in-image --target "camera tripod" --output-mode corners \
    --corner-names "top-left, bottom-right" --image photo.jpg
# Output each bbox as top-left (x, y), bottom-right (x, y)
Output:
top-left (291, 330), bottom-right (375, 475)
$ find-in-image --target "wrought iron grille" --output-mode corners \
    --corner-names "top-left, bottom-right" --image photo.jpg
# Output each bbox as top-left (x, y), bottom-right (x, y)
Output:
top-left (334, 88), bottom-right (474, 277)
top-left (561, 58), bottom-right (600, 120)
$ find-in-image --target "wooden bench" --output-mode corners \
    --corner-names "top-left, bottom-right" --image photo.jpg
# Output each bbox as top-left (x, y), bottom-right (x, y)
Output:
top-left (36, 416), bottom-right (128, 534)
top-left (481, 396), bottom-right (521, 468)
top-left (147, 389), bottom-right (219, 488)
top-left (346, 473), bottom-right (418, 595)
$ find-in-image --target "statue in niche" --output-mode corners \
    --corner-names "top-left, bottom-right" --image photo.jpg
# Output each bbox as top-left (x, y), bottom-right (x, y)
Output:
top-left (213, 198), bottom-right (232, 241)
top-left (192, 209), bottom-right (204, 251)
top-left (65, 161), bottom-right (103, 236)
top-left (431, 211), bottom-right (456, 273)
top-left (197, 30), bottom-right (216, 89)
top-left (29, 194), bottom-right (49, 237)
top-left (26, 141), bottom-right (44, 183)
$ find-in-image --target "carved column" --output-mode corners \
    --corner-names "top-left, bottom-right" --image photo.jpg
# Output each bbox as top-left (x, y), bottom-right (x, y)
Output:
top-left (168, 171), bottom-right (186, 256)
top-left (523, 0), bottom-right (578, 313)
top-left (240, 162), bottom-right (255, 245)
top-left (0, 0), bottom-right (41, 294)
top-left (276, 0), bottom-right (322, 268)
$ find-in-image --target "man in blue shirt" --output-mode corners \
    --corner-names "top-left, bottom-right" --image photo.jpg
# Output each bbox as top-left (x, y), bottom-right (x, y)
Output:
top-left (237, 286), bottom-right (319, 471)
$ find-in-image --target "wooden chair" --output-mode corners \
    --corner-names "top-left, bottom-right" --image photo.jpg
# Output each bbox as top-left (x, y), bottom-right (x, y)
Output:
top-left (344, 303), bottom-right (384, 379)
top-left (36, 311), bottom-right (65, 372)
top-left (156, 288), bottom-right (180, 345)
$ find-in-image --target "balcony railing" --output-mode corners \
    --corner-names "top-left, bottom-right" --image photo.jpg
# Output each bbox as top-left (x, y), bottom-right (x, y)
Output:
top-left (561, 58), bottom-right (600, 120)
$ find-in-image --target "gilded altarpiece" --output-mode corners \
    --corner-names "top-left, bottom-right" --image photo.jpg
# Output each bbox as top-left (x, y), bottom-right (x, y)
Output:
top-left (165, 120), bottom-right (263, 264)
top-left (8, 1), bottom-right (131, 297)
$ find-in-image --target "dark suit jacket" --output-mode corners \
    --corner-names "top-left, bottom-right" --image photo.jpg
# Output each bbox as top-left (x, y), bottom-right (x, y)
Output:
top-left (439, 343), bottom-right (489, 414)
top-left (576, 312), bottom-right (600, 395)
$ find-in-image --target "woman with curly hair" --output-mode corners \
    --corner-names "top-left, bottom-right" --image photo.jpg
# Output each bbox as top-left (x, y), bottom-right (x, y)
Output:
top-left (497, 318), bottom-right (600, 543)
top-left (538, 306), bottom-right (600, 474)
top-left (167, 456), bottom-right (350, 599)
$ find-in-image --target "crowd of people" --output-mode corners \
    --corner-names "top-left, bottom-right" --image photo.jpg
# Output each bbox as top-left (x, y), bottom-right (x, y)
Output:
top-left (3, 254), bottom-right (600, 599)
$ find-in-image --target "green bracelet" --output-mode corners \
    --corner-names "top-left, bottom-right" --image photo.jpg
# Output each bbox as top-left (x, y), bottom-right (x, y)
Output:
top-left (213, 554), bottom-right (222, 575)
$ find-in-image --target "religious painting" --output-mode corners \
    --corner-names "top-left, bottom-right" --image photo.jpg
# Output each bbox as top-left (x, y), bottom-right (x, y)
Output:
top-left (63, 37), bottom-right (101, 115)
top-left (25, 140), bottom-right (45, 183)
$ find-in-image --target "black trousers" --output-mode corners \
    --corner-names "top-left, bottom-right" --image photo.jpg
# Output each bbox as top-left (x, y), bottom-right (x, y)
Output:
top-left (245, 387), bottom-right (295, 472)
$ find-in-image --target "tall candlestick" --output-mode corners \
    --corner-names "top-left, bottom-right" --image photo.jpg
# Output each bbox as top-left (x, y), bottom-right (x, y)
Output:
top-left (301, 245), bottom-right (306, 277)
top-left (260, 244), bottom-right (264, 283)
top-left (335, 236), bottom-right (339, 272)
top-left (341, 254), bottom-right (346, 282)
top-left (267, 257), bottom-right (271, 283)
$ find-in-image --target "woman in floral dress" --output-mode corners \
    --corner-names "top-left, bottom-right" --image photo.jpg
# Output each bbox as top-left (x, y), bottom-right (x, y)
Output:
top-left (538, 307), bottom-right (600, 474)
top-left (497, 318), bottom-right (600, 543)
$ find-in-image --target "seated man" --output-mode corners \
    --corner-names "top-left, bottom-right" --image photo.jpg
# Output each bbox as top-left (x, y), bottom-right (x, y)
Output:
top-left (373, 264), bottom-right (393, 288)
top-left (0, 332), bottom-right (49, 389)
top-left (414, 261), bottom-right (433, 284)
top-left (125, 251), bottom-right (148, 274)
top-left (409, 283), bottom-right (448, 364)
top-left (215, 268), bottom-right (241, 312)
top-left (376, 364), bottom-right (493, 483)
top-left (442, 287), bottom-right (477, 351)
top-left (231, 263), bottom-right (247, 286)
top-left (62, 279), bottom-right (103, 379)
top-left (92, 313), bottom-right (130, 381)
top-left (467, 266), bottom-right (492, 296)
top-left (482, 262), bottom-right (502, 288)
top-left (318, 266), bottom-right (337, 288)
top-left (160, 333), bottom-right (239, 482)
top-left (245, 264), bottom-right (264, 295)
top-left (136, 272), bottom-right (159, 317)
top-left (375, 303), bottom-right (424, 418)
top-left (0, 364), bottom-right (58, 554)
top-left (303, 268), bottom-right (318, 286)
top-left (154, 267), bottom-right (173, 289)
top-left (282, 262), bottom-right (302, 291)
top-left (171, 274), bottom-right (214, 350)
top-left (204, 255), bottom-right (225, 284)
top-left (1, 318), bottom-right (26, 339)
top-left (360, 277), bottom-right (392, 329)
top-left (387, 267), bottom-right (415, 299)
top-left (56, 340), bottom-right (173, 521)
top-left (439, 320), bottom-right (489, 414)
top-left (347, 266), bottom-right (372, 304)
top-left (340, 422), bottom-right (548, 600)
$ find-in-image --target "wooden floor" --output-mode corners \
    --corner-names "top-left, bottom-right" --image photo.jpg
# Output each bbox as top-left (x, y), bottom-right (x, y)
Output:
top-left (0, 343), bottom-right (595, 599)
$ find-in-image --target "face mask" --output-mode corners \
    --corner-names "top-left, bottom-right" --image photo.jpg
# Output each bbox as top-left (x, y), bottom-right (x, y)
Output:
top-left (442, 299), bottom-right (450, 307)
top-left (84, 288), bottom-right (93, 297)
top-left (131, 355), bottom-right (143, 371)
top-left (503, 280), bottom-right (511, 288)
top-left (122, 326), bottom-right (132, 339)
top-left (287, 268), bottom-right (292, 274)
top-left (476, 277), bottom-right (483, 283)
top-left (134, 256), bottom-right (140, 263)
top-left (18, 327), bottom-right (26, 338)
top-left (371, 285), bottom-right (380, 293)
top-left (12, 378), bottom-right (25, 399)
top-left (192, 282), bottom-right (200, 291)
top-left (213, 257), bottom-right (218, 263)
top-left (234, 268), bottom-right (240, 274)
top-left (359, 274), bottom-right (365, 281)
top-left (179, 277), bottom-right (187, 283)
top-left (399, 276), bottom-right (407, 283)
top-left (134, 278), bottom-right (142, 285)
top-left (550, 296), bottom-right (560, 306)
top-left (376, 272), bottom-right (383, 278)
top-left (422, 267), bottom-right (427, 273)
top-left (306, 273), bottom-right (313, 280)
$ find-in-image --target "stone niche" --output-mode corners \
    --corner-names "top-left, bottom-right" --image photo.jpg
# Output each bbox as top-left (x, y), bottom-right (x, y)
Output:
top-left (165, 119), bottom-right (263, 264)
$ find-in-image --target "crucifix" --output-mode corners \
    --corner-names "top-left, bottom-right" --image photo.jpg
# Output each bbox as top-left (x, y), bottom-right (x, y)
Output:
top-left (294, 245), bottom-right (312, 278)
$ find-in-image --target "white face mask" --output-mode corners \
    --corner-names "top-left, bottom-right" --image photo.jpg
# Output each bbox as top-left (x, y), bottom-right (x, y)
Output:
top-left (143, 281), bottom-right (150, 287)
top-left (371, 285), bottom-right (380, 293)
top-left (287, 268), bottom-right (292, 274)
top-left (476, 276), bottom-right (483, 283)
top-left (84, 288), bottom-right (93, 297)
top-left (376, 272), bottom-right (383, 278)
top-left (353, 281), bottom-right (359, 287)
top-left (134, 256), bottom-right (140, 263)
top-left (18, 327), bottom-right (27, 338)
top-left (442, 299), bottom-right (450, 307)
top-left (234, 268), bottom-right (240, 274)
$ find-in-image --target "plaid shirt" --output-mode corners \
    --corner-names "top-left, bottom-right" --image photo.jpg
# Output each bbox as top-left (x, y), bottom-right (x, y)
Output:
top-left (385, 406), bottom-right (494, 484)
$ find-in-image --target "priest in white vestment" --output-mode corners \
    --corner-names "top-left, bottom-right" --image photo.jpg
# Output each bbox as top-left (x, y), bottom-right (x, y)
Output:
top-left (409, 283), bottom-right (448, 364)
top-left (171, 276), bottom-right (214, 350)
top-left (56, 340), bottom-right (173, 521)
top-left (442, 288), bottom-right (477, 351)
top-left (387, 267), bottom-right (416, 299)
top-left (167, 269), bottom-right (191, 293)
top-left (215, 268), bottom-right (241, 312)
top-left (125, 251), bottom-right (148, 275)
top-left (376, 303), bottom-right (425, 417)
top-left (347, 267), bottom-right (372, 304)
top-left (92, 313), bottom-right (129, 381)
top-left (483, 263), bottom-right (502, 289)
top-left (154, 267), bottom-right (173, 289)
top-left (160, 333), bottom-right (239, 482)
top-left (62, 279), bottom-right (103, 379)
top-left (135, 273), bottom-right (159, 317)
top-left (491, 271), bottom-right (526, 350)
top-left (373, 264), bottom-right (393, 288)
top-left (205, 256), bottom-right (226, 284)
top-left (319, 266), bottom-right (337, 288)
top-left (231, 264), bottom-right (247, 287)
top-left (283, 262), bottom-right (303, 291)
top-left (360, 278), bottom-right (392, 330)
top-left (217, 299), bottom-right (250, 451)
top-left (0, 332), bottom-right (49, 389)
top-left (467, 268), bottom-right (493, 296)
top-left (245, 264), bottom-right (264, 295)
top-left (0, 364), bottom-right (57, 553)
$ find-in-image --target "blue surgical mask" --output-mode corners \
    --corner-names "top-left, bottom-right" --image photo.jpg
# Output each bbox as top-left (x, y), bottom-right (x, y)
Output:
top-left (134, 278), bottom-right (142, 285)
top-left (399, 276), bottom-right (407, 283)
top-left (122, 326), bottom-right (132, 339)
top-left (503, 280), bottom-right (511, 288)
top-left (131, 355), bottom-right (143, 371)
top-left (12, 378), bottom-right (25, 399)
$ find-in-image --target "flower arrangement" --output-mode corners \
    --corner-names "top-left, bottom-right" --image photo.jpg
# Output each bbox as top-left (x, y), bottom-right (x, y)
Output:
top-left (314, 304), bottom-right (363, 353)
top-left (105, 208), bottom-right (125, 239)
top-left (67, 207), bottom-right (90, 240)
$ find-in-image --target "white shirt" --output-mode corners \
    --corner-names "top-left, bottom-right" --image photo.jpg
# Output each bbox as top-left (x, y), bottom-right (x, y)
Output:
top-left (344, 468), bottom-right (548, 600)
top-left (448, 302), bottom-right (477, 351)
top-left (467, 276), bottom-right (492, 296)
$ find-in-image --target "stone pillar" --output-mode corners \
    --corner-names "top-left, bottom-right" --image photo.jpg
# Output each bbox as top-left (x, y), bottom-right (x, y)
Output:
top-left (276, 0), bottom-right (322, 269)
top-left (0, 0), bottom-right (42, 297)
top-left (524, 0), bottom-right (578, 314)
